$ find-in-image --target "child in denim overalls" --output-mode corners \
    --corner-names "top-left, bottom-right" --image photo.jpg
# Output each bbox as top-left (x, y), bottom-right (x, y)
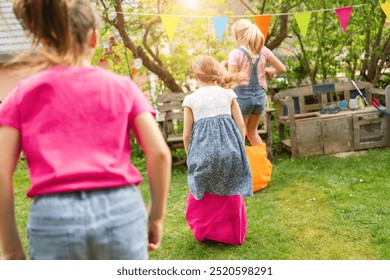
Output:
top-left (228, 19), bottom-right (286, 146)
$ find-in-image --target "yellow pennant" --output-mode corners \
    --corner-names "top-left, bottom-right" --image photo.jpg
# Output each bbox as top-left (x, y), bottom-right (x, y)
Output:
top-left (380, 0), bottom-right (390, 20)
top-left (160, 16), bottom-right (180, 42)
top-left (294, 12), bottom-right (312, 38)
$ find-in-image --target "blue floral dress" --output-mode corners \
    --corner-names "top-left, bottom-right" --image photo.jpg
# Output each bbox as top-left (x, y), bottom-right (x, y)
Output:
top-left (182, 86), bottom-right (252, 200)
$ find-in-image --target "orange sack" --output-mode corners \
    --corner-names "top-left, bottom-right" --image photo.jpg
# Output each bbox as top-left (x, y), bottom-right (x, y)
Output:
top-left (245, 143), bottom-right (272, 192)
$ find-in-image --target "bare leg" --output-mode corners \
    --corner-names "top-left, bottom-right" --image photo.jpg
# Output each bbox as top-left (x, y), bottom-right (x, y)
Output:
top-left (243, 114), bottom-right (263, 146)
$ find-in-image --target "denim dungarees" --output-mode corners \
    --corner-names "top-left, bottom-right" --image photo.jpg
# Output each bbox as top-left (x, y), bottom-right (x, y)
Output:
top-left (233, 47), bottom-right (267, 116)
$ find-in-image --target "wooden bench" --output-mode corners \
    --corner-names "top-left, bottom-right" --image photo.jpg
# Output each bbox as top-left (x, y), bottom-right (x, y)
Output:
top-left (156, 92), bottom-right (275, 164)
top-left (274, 81), bottom-right (390, 158)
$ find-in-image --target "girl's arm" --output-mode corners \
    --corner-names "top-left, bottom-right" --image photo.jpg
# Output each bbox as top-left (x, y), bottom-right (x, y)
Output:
top-left (0, 127), bottom-right (25, 260)
top-left (265, 55), bottom-right (286, 78)
top-left (231, 99), bottom-right (246, 143)
top-left (132, 113), bottom-right (171, 252)
top-left (183, 106), bottom-right (194, 154)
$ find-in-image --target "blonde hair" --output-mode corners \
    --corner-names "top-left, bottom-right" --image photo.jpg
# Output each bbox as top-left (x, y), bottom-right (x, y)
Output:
top-left (191, 55), bottom-right (245, 89)
top-left (11, 0), bottom-right (100, 71)
top-left (231, 19), bottom-right (264, 55)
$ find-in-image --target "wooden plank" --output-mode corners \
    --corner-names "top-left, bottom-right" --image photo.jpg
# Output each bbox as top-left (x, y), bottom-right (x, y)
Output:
top-left (304, 103), bottom-right (322, 112)
top-left (265, 107), bottom-right (276, 113)
top-left (296, 118), bottom-right (323, 156)
top-left (276, 85), bottom-right (313, 98)
top-left (164, 111), bottom-right (183, 121)
top-left (167, 134), bottom-right (183, 143)
top-left (369, 87), bottom-right (386, 95)
top-left (344, 90), bottom-right (350, 102)
top-left (322, 116), bottom-right (352, 154)
top-left (298, 96), bottom-right (306, 113)
top-left (158, 103), bottom-right (183, 112)
top-left (168, 142), bottom-right (185, 150)
top-left (258, 129), bottom-right (267, 138)
top-left (155, 112), bottom-right (166, 123)
top-left (334, 81), bottom-right (371, 92)
top-left (321, 93), bottom-right (328, 105)
top-left (156, 93), bottom-right (188, 103)
top-left (294, 112), bottom-right (321, 119)
top-left (281, 139), bottom-right (292, 151)
top-left (313, 83), bottom-right (335, 94)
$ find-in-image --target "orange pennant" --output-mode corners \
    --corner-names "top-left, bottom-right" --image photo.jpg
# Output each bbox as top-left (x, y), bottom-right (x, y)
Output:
top-left (253, 15), bottom-right (272, 41)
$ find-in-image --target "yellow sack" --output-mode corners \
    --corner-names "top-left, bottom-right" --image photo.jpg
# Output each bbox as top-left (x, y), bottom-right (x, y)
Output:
top-left (245, 143), bottom-right (272, 192)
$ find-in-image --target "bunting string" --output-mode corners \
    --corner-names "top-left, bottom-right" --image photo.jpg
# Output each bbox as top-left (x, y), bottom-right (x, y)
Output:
top-left (109, 2), bottom-right (389, 43)
top-left (114, 4), bottom-right (368, 18)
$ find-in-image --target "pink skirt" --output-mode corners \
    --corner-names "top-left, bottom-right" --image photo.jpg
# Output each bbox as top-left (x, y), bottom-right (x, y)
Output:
top-left (185, 192), bottom-right (247, 245)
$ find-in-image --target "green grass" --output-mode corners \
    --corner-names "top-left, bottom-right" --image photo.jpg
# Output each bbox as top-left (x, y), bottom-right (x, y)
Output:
top-left (10, 148), bottom-right (390, 259)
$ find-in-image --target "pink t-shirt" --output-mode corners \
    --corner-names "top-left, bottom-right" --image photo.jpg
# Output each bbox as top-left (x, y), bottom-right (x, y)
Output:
top-left (228, 46), bottom-right (274, 89)
top-left (0, 66), bottom-right (155, 197)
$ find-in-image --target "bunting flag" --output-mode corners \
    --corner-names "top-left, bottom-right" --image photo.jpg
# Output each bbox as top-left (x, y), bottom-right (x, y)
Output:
top-left (211, 16), bottom-right (229, 42)
top-left (115, 4), bottom-right (371, 44)
top-left (335, 6), bottom-right (353, 32)
top-left (294, 12), bottom-right (312, 38)
top-left (380, 0), bottom-right (390, 20)
top-left (253, 15), bottom-right (272, 41)
top-left (160, 15), bottom-right (180, 42)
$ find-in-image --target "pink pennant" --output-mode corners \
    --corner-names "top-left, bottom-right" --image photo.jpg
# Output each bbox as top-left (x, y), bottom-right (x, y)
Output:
top-left (335, 6), bottom-right (353, 33)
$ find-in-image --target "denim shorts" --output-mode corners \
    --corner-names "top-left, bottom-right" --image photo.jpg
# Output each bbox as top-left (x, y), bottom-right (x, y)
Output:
top-left (27, 186), bottom-right (148, 260)
top-left (234, 85), bottom-right (266, 115)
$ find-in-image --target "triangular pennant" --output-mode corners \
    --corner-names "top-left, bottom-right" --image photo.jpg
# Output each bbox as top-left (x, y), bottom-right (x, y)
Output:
top-left (253, 15), bottom-right (272, 41)
top-left (294, 12), bottom-right (312, 38)
top-left (335, 6), bottom-right (353, 32)
top-left (211, 16), bottom-right (229, 42)
top-left (380, 0), bottom-right (390, 20)
top-left (160, 16), bottom-right (180, 42)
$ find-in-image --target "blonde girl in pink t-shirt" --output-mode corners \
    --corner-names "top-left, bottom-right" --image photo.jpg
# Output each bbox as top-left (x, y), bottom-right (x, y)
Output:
top-left (0, 0), bottom-right (171, 260)
top-left (228, 19), bottom-right (286, 146)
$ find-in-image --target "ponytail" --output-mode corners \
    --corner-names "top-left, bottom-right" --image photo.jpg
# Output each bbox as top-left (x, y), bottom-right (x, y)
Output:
top-left (191, 55), bottom-right (246, 89)
top-left (12, 0), bottom-right (100, 72)
top-left (245, 24), bottom-right (264, 55)
top-left (215, 72), bottom-right (247, 89)
top-left (231, 19), bottom-right (264, 55)
top-left (13, 0), bottom-right (72, 55)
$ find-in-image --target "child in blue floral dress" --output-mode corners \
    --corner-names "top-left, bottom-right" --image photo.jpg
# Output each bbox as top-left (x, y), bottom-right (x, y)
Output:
top-left (182, 55), bottom-right (252, 245)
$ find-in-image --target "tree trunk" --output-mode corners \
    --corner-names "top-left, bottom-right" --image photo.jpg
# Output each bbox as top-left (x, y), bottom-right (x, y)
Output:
top-left (112, 0), bottom-right (183, 93)
top-left (360, 1), bottom-right (390, 85)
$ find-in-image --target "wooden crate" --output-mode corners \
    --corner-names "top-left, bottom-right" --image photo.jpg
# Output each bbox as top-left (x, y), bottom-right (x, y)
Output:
top-left (275, 82), bottom-right (390, 157)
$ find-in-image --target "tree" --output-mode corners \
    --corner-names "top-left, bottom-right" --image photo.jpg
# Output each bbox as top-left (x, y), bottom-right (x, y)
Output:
top-left (97, 0), bottom-right (390, 90)
top-left (99, 0), bottom-right (182, 92)
top-left (97, 0), bottom-right (238, 93)
top-left (248, 0), bottom-right (390, 86)
top-left (360, 1), bottom-right (390, 85)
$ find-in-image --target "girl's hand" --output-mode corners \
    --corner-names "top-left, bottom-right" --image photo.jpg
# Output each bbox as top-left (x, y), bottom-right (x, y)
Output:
top-left (1, 248), bottom-right (26, 260)
top-left (147, 218), bottom-right (163, 252)
top-left (265, 68), bottom-right (274, 78)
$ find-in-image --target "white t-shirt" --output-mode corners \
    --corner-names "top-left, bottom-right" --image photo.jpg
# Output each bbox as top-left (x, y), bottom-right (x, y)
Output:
top-left (182, 86), bottom-right (237, 122)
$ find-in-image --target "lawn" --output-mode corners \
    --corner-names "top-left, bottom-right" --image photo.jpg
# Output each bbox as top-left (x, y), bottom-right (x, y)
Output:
top-left (10, 148), bottom-right (390, 260)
